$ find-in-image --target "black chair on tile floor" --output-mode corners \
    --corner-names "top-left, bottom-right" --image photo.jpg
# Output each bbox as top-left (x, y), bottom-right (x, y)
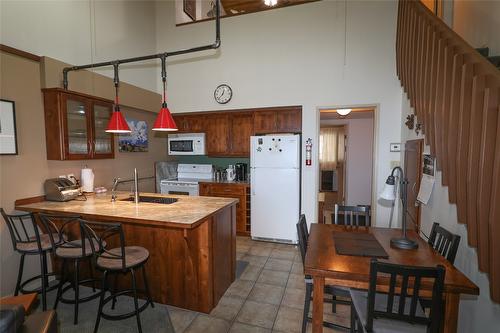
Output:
top-left (38, 213), bottom-right (102, 325)
top-left (0, 208), bottom-right (65, 311)
top-left (350, 259), bottom-right (445, 333)
top-left (428, 222), bottom-right (460, 264)
top-left (297, 214), bottom-right (350, 333)
top-left (80, 220), bottom-right (154, 333)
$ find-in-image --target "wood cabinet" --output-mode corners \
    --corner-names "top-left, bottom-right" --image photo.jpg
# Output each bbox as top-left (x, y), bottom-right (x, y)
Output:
top-left (172, 106), bottom-right (302, 157)
top-left (200, 182), bottom-right (250, 236)
top-left (42, 88), bottom-right (114, 160)
top-left (254, 107), bottom-right (302, 134)
top-left (173, 114), bottom-right (205, 133)
top-left (205, 113), bottom-right (230, 155)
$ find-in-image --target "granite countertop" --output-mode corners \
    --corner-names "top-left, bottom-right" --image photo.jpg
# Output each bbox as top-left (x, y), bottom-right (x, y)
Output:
top-left (15, 192), bottom-right (238, 229)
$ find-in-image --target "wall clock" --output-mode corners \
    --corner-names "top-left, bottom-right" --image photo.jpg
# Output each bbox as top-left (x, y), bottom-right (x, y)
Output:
top-left (214, 84), bottom-right (232, 104)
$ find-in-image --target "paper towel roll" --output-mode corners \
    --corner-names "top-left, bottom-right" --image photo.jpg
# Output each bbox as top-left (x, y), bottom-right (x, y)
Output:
top-left (81, 168), bottom-right (94, 193)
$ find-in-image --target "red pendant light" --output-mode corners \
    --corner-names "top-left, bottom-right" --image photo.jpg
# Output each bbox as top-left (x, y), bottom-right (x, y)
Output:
top-left (105, 63), bottom-right (131, 133)
top-left (152, 56), bottom-right (177, 131)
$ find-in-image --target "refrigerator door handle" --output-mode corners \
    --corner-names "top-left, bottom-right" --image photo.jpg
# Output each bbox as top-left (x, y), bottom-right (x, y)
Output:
top-left (251, 168), bottom-right (256, 195)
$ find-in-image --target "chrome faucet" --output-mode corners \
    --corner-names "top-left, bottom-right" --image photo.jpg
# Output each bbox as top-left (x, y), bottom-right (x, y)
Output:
top-left (133, 168), bottom-right (140, 204)
top-left (111, 177), bottom-right (120, 202)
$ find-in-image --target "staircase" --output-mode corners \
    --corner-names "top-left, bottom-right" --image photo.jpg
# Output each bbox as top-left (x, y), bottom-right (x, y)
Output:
top-left (476, 47), bottom-right (500, 69)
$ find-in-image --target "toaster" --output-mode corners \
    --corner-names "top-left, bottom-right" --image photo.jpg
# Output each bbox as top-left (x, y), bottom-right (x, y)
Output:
top-left (44, 178), bottom-right (80, 202)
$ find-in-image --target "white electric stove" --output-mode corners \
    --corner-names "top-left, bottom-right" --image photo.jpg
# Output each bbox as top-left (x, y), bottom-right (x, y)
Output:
top-left (160, 164), bottom-right (213, 196)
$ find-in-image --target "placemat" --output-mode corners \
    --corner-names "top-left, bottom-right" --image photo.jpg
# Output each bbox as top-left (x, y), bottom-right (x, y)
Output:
top-left (333, 232), bottom-right (389, 258)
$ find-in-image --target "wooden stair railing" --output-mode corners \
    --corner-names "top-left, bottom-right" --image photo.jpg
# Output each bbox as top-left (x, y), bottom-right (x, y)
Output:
top-left (396, 0), bottom-right (500, 302)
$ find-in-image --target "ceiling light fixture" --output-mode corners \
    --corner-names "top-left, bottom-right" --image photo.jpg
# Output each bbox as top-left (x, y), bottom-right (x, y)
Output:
top-left (264, 0), bottom-right (278, 7)
top-left (152, 56), bottom-right (178, 131)
top-left (105, 63), bottom-right (131, 133)
top-left (336, 108), bottom-right (352, 116)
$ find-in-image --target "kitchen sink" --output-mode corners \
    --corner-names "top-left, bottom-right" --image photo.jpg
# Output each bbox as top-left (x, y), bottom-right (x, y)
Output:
top-left (120, 196), bottom-right (178, 204)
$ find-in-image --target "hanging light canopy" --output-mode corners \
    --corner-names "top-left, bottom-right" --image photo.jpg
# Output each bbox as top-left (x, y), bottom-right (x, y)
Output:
top-left (336, 108), bottom-right (352, 116)
top-left (106, 63), bottom-right (131, 133)
top-left (152, 56), bottom-right (177, 131)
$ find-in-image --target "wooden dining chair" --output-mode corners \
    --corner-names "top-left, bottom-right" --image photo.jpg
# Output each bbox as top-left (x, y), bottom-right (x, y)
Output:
top-left (296, 214), bottom-right (350, 333)
top-left (350, 259), bottom-right (446, 333)
top-left (428, 222), bottom-right (460, 264)
top-left (333, 204), bottom-right (371, 226)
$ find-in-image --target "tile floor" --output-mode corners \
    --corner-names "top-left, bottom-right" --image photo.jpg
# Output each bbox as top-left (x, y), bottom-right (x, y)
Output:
top-left (168, 236), bottom-right (350, 333)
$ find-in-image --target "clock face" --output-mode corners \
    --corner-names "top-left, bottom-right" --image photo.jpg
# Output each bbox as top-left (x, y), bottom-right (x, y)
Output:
top-left (214, 84), bottom-right (232, 104)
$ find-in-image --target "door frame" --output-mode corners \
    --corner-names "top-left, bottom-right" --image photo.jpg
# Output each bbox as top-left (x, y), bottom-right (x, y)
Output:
top-left (316, 104), bottom-right (379, 225)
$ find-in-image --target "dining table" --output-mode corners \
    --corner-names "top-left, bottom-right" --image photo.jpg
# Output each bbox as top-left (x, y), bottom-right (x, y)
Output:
top-left (304, 224), bottom-right (479, 333)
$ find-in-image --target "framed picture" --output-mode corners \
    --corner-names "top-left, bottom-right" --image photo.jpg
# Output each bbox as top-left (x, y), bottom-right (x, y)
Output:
top-left (183, 0), bottom-right (196, 21)
top-left (0, 99), bottom-right (18, 155)
top-left (118, 119), bottom-right (148, 152)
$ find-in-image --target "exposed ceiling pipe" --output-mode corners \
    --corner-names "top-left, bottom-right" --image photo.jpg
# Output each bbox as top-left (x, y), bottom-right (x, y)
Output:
top-left (62, 0), bottom-right (221, 90)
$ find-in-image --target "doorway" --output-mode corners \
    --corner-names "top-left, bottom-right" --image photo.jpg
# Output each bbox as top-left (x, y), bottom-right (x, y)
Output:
top-left (317, 107), bottom-right (375, 224)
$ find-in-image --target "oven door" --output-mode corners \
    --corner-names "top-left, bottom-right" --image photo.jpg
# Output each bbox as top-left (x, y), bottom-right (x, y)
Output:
top-left (160, 182), bottom-right (199, 196)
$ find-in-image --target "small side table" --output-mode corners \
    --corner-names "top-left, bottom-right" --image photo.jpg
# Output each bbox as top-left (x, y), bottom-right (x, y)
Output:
top-left (0, 293), bottom-right (37, 313)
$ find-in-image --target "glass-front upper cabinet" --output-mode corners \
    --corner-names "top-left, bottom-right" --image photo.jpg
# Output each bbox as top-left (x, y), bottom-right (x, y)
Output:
top-left (42, 88), bottom-right (115, 160)
top-left (92, 102), bottom-right (114, 157)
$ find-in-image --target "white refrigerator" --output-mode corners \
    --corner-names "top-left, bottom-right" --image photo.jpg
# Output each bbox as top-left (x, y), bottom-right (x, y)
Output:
top-left (250, 134), bottom-right (300, 244)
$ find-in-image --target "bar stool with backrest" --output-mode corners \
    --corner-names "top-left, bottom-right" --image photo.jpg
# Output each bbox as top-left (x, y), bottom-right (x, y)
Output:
top-left (80, 220), bottom-right (155, 333)
top-left (296, 214), bottom-right (351, 333)
top-left (350, 259), bottom-right (446, 333)
top-left (38, 213), bottom-right (103, 325)
top-left (333, 204), bottom-right (371, 226)
top-left (0, 208), bottom-right (66, 311)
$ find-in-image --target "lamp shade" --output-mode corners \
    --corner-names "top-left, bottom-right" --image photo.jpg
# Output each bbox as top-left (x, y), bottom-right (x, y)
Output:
top-left (380, 183), bottom-right (396, 201)
top-left (106, 110), bottom-right (131, 133)
top-left (152, 105), bottom-right (178, 131)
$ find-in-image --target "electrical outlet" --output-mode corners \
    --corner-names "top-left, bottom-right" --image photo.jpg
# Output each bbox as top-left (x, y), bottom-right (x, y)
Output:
top-left (390, 161), bottom-right (400, 169)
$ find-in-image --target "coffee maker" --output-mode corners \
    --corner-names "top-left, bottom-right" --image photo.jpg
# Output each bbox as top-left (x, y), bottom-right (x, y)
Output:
top-left (235, 163), bottom-right (248, 181)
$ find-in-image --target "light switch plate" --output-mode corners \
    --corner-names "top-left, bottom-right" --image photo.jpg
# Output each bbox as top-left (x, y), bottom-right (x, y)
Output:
top-left (390, 143), bottom-right (401, 152)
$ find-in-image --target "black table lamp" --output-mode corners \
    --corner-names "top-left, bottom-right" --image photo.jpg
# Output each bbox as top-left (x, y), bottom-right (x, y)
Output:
top-left (380, 166), bottom-right (418, 250)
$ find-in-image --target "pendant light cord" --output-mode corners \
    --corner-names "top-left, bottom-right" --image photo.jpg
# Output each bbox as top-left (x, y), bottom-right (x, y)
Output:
top-left (161, 55), bottom-right (167, 107)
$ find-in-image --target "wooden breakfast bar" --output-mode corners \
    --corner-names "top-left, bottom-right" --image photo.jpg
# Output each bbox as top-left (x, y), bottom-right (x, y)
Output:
top-left (15, 192), bottom-right (238, 313)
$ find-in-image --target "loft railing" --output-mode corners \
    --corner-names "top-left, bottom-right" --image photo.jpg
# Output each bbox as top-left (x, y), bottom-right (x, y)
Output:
top-left (396, 0), bottom-right (500, 302)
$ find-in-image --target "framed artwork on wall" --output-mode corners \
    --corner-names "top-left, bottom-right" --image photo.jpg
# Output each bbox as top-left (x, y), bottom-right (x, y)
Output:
top-left (118, 119), bottom-right (148, 152)
top-left (183, 0), bottom-right (196, 21)
top-left (0, 99), bottom-right (18, 155)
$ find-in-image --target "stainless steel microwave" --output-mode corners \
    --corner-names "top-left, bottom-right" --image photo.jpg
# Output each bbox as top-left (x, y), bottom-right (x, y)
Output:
top-left (168, 133), bottom-right (206, 155)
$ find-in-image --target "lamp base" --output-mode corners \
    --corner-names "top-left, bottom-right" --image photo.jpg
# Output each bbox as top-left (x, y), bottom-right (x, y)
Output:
top-left (390, 237), bottom-right (419, 250)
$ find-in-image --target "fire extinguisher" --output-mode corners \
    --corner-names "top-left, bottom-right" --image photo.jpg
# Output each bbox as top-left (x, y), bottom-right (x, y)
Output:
top-left (305, 138), bottom-right (312, 166)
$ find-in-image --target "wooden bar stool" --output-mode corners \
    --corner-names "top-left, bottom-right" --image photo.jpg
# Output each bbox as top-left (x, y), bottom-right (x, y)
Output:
top-left (0, 208), bottom-right (63, 311)
top-left (80, 221), bottom-right (155, 333)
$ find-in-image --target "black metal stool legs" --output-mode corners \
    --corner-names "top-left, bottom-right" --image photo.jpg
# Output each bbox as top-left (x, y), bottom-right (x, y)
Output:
top-left (74, 259), bottom-right (80, 325)
top-left (142, 266), bottom-right (154, 309)
top-left (88, 260), bottom-right (96, 292)
top-left (14, 254), bottom-right (25, 296)
top-left (39, 252), bottom-right (48, 310)
top-left (94, 270), bottom-right (108, 333)
top-left (130, 268), bottom-right (143, 333)
top-left (302, 282), bottom-right (313, 333)
top-left (54, 259), bottom-right (67, 309)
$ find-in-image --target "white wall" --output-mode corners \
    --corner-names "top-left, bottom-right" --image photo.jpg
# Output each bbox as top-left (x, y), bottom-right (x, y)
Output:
top-left (0, 0), bottom-right (158, 91)
top-left (400, 96), bottom-right (500, 332)
top-left (321, 117), bottom-right (374, 206)
top-left (453, 0), bottom-right (500, 56)
top-left (156, 0), bottom-right (403, 226)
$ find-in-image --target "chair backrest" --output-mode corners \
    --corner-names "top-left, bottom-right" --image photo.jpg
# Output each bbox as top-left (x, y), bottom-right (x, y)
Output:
top-left (1, 208), bottom-right (41, 251)
top-left (333, 204), bottom-right (371, 226)
top-left (38, 213), bottom-right (84, 256)
top-left (365, 259), bottom-right (446, 333)
top-left (428, 222), bottom-right (460, 264)
top-left (80, 220), bottom-right (127, 270)
top-left (296, 214), bottom-right (308, 265)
